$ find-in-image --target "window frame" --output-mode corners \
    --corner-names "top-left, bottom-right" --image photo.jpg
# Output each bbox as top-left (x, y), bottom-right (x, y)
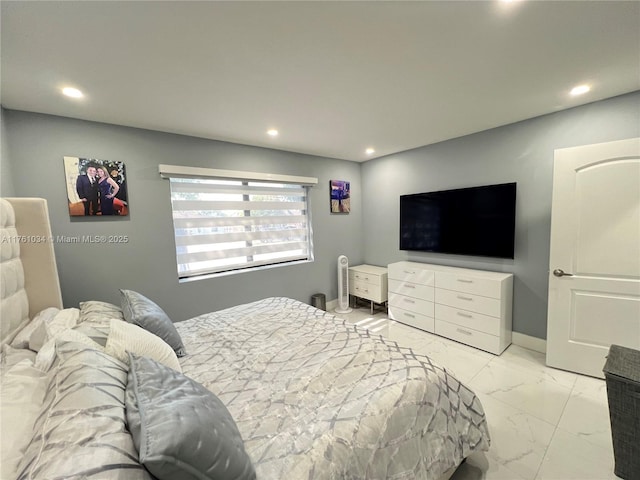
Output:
top-left (160, 164), bottom-right (317, 280)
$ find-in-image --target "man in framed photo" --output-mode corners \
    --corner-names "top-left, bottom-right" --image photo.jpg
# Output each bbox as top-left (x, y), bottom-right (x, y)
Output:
top-left (76, 163), bottom-right (99, 215)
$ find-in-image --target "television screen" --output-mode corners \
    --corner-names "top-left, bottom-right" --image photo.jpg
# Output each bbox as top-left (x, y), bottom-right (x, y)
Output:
top-left (399, 182), bottom-right (516, 259)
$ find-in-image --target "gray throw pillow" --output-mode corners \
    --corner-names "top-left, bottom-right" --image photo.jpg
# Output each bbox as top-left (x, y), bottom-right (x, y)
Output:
top-left (120, 289), bottom-right (186, 357)
top-left (125, 353), bottom-right (256, 480)
top-left (17, 341), bottom-right (153, 480)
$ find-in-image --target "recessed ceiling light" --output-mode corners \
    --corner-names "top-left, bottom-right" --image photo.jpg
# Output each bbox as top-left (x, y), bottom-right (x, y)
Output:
top-left (62, 87), bottom-right (83, 98)
top-left (365, 148), bottom-right (375, 155)
top-left (267, 129), bottom-right (279, 137)
top-left (570, 84), bottom-right (591, 96)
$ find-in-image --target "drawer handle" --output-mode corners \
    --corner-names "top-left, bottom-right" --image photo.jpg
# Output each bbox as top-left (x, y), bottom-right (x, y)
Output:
top-left (457, 295), bottom-right (473, 301)
top-left (404, 313), bottom-right (416, 318)
top-left (457, 312), bottom-right (473, 318)
top-left (457, 279), bottom-right (473, 283)
top-left (456, 328), bottom-right (472, 336)
top-left (403, 284), bottom-right (416, 289)
top-left (403, 270), bottom-right (416, 274)
top-left (403, 299), bottom-right (415, 304)
top-left (364, 277), bottom-right (370, 281)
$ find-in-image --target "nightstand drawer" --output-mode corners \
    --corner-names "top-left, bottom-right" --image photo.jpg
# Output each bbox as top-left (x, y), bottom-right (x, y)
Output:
top-left (436, 271), bottom-right (502, 298)
top-left (435, 303), bottom-right (500, 336)
top-left (435, 320), bottom-right (502, 354)
top-left (389, 305), bottom-right (434, 333)
top-left (388, 263), bottom-right (435, 286)
top-left (435, 288), bottom-right (501, 317)
top-left (388, 279), bottom-right (434, 301)
top-left (351, 279), bottom-right (387, 303)
top-left (389, 292), bottom-right (434, 317)
top-left (349, 271), bottom-right (383, 287)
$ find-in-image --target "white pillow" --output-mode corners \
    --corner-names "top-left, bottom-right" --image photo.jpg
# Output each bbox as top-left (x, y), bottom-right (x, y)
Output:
top-left (1, 344), bottom-right (36, 368)
top-left (29, 308), bottom-right (79, 352)
top-left (34, 328), bottom-right (104, 372)
top-left (9, 307), bottom-right (59, 349)
top-left (105, 319), bottom-right (182, 372)
top-left (0, 359), bottom-right (49, 479)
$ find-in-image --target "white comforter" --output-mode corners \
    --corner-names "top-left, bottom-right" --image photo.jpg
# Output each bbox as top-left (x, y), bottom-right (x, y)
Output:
top-left (177, 297), bottom-right (491, 479)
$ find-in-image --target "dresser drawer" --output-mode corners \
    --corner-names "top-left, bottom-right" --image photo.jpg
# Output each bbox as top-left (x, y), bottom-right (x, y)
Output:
top-left (389, 292), bottom-right (434, 317)
top-left (435, 271), bottom-right (502, 298)
top-left (387, 261), bottom-right (512, 355)
top-left (435, 320), bottom-right (502, 354)
top-left (435, 288), bottom-right (501, 317)
top-left (351, 279), bottom-right (387, 303)
top-left (388, 263), bottom-right (435, 286)
top-left (388, 279), bottom-right (434, 301)
top-left (349, 270), bottom-right (382, 287)
top-left (435, 303), bottom-right (500, 336)
top-left (389, 305), bottom-right (435, 333)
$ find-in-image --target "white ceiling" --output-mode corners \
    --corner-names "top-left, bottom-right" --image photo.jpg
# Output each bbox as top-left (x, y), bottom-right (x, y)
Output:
top-left (2, 1), bottom-right (638, 162)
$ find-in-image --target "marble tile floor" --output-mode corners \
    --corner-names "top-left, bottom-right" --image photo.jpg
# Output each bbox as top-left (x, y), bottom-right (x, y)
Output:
top-left (338, 305), bottom-right (619, 480)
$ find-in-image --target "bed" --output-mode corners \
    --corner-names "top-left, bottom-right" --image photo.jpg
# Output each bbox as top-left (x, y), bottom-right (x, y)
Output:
top-left (0, 197), bottom-right (490, 480)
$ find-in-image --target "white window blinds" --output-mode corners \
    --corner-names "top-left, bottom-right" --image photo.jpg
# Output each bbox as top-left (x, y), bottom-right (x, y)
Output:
top-left (169, 177), bottom-right (313, 278)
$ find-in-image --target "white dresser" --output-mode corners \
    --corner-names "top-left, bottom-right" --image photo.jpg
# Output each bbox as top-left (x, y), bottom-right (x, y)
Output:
top-left (388, 261), bottom-right (513, 354)
top-left (349, 264), bottom-right (388, 313)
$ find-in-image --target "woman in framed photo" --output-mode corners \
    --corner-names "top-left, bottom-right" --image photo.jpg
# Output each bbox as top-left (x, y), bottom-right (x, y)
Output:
top-left (96, 164), bottom-right (120, 215)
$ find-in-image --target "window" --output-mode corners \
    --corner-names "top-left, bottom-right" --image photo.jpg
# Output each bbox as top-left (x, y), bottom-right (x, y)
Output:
top-left (168, 174), bottom-right (314, 279)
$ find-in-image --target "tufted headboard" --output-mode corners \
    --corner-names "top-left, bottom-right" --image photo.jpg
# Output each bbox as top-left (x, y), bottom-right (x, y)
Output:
top-left (0, 198), bottom-right (63, 342)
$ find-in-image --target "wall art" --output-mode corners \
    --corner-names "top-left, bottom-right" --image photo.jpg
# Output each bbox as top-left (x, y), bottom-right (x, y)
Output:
top-left (330, 180), bottom-right (350, 213)
top-left (64, 156), bottom-right (129, 216)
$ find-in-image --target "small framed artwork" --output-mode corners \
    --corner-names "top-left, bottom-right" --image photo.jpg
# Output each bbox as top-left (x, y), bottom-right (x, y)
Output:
top-left (63, 156), bottom-right (129, 217)
top-left (330, 180), bottom-right (350, 213)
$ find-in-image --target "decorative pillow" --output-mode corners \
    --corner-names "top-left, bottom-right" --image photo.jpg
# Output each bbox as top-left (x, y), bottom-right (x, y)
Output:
top-left (126, 354), bottom-right (255, 480)
top-left (72, 322), bottom-right (110, 347)
top-left (1, 344), bottom-right (36, 367)
top-left (1, 359), bottom-right (49, 480)
top-left (9, 307), bottom-right (59, 349)
top-left (79, 300), bottom-right (125, 324)
top-left (106, 319), bottom-right (181, 372)
top-left (120, 289), bottom-right (186, 357)
top-left (28, 308), bottom-right (79, 352)
top-left (34, 328), bottom-right (104, 372)
top-left (16, 341), bottom-right (153, 480)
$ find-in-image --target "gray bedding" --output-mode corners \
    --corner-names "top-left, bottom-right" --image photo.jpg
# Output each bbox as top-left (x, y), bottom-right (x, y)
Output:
top-left (176, 297), bottom-right (490, 479)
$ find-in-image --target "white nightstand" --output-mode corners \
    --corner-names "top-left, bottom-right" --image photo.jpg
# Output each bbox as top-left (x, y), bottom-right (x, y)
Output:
top-left (349, 264), bottom-right (388, 314)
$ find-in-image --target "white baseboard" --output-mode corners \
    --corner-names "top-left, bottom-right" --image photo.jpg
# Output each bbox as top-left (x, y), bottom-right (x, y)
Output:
top-left (326, 298), bottom-right (338, 311)
top-left (512, 332), bottom-right (546, 354)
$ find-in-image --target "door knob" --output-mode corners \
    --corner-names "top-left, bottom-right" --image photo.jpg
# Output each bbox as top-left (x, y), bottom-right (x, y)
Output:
top-left (553, 269), bottom-right (573, 277)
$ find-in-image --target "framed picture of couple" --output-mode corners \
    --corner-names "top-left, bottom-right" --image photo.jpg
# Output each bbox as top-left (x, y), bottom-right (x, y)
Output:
top-left (63, 156), bottom-right (129, 217)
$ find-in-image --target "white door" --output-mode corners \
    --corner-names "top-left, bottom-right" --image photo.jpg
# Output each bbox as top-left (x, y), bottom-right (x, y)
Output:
top-left (546, 138), bottom-right (640, 378)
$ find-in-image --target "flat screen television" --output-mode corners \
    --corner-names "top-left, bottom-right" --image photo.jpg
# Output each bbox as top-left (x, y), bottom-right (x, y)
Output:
top-left (399, 182), bottom-right (516, 259)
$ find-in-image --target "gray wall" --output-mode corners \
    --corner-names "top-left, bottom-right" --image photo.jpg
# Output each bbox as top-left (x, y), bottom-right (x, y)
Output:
top-left (1, 108), bottom-right (15, 196)
top-left (2, 110), bottom-right (363, 321)
top-left (3, 91), bottom-right (639, 336)
top-left (361, 91), bottom-right (640, 339)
